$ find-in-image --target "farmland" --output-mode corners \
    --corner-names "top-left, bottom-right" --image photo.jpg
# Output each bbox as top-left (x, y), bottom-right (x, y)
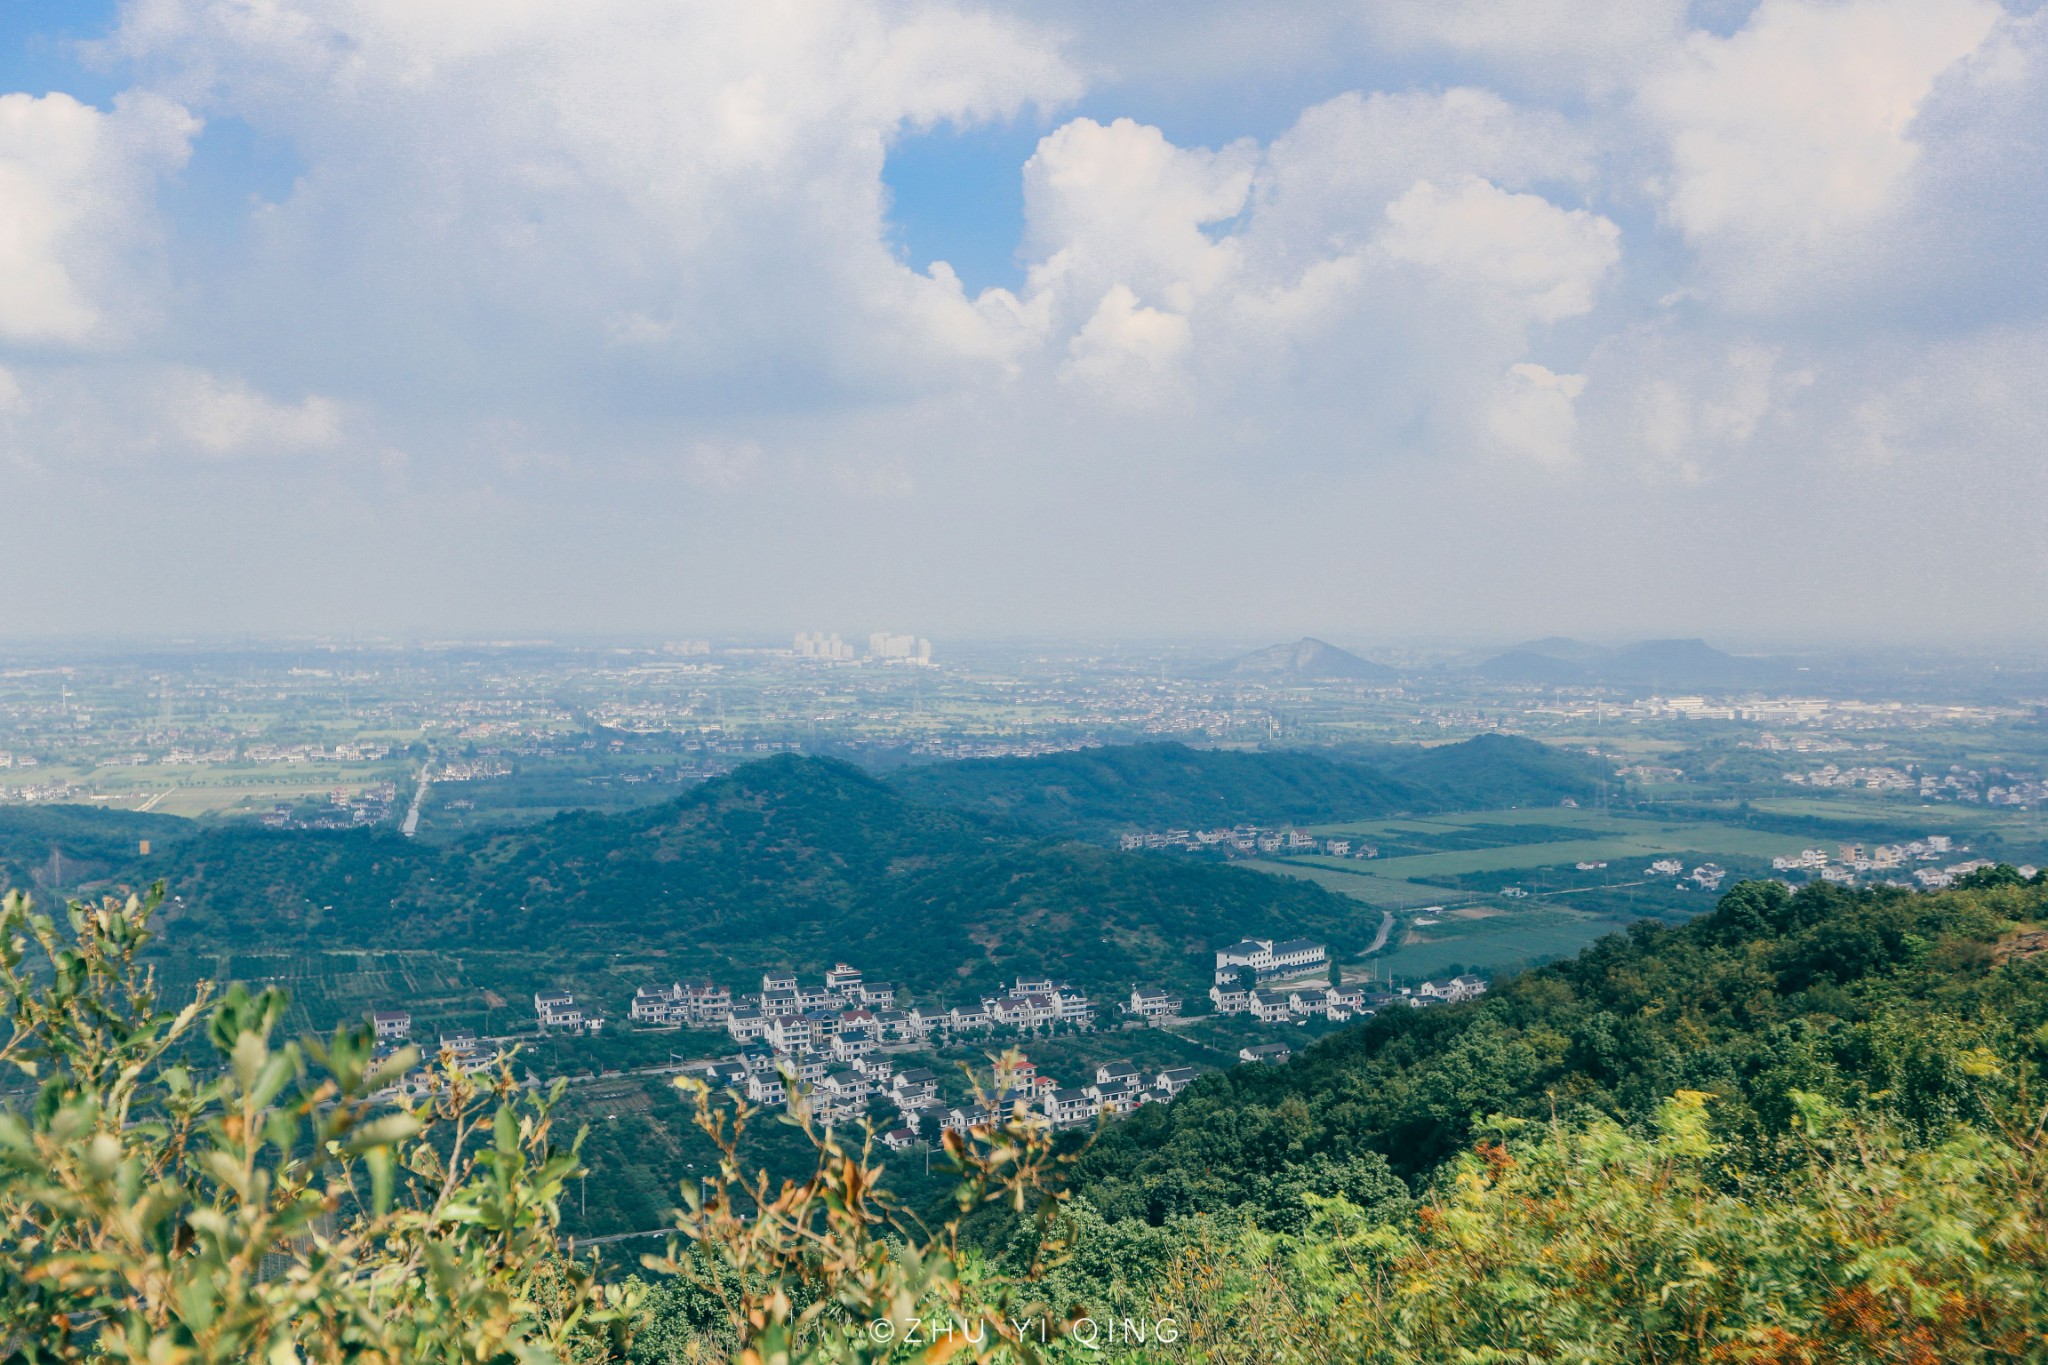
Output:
top-left (1240, 805), bottom-right (1821, 979)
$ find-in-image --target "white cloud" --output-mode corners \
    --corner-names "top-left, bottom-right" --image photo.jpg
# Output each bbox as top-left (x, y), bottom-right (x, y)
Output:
top-left (1061, 284), bottom-right (1194, 398)
top-left (1488, 362), bottom-right (1586, 468)
top-left (1366, 0), bottom-right (1689, 93)
top-left (2, 0), bottom-right (2046, 638)
top-left (1019, 117), bottom-right (1255, 328)
top-left (1642, 0), bottom-right (2003, 300)
top-left (90, 0), bottom-right (1081, 430)
top-left (0, 91), bottom-right (196, 346)
top-left (0, 362), bottom-right (344, 464)
top-left (1380, 176), bottom-right (1620, 323)
top-left (156, 368), bottom-right (345, 457)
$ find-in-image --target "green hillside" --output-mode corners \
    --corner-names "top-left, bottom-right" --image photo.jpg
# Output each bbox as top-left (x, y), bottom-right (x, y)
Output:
top-left (886, 734), bottom-right (1604, 839)
top-left (62, 755), bottom-right (1373, 1004)
top-left (0, 803), bottom-right (195, 892)
top-left (1066, 873), bottom-right (2048, 1225)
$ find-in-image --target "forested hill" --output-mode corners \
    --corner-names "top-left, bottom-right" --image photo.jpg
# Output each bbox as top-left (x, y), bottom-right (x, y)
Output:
top-left (1066, 872), bottom-right (2048, 1227)
top-left (105, 755), bottom-right (1372, 997)
top-left (886, 734), bottom-right (1605, 839)
top-left (0, 803), bottom-right (195, 893)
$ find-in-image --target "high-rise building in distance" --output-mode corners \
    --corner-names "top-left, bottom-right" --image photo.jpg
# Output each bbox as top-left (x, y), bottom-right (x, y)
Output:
top-left (867, 633), bottom-right (932, 664)
top-left (794, 631), bottom-right (854, 660)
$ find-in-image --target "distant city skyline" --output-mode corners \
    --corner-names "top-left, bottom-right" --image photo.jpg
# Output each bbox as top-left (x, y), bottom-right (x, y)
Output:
top-left (3, 1), bottom-right (2045, 642)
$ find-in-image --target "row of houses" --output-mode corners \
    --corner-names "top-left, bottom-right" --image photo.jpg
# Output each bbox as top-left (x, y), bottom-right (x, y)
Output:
top-left (630, 963), bottom-right (898, 1028)
top-left (1120, 826), bottom-right (1378, 859)
top-left (1211, 981), bottom-right (1371, 1021)
top-left (718, 974), bottom-right (1101, 1053)
top-left (687, 1044), bottom-right (1201, 1140)
top-left (1210, 973), bottom-right (1487, 1019)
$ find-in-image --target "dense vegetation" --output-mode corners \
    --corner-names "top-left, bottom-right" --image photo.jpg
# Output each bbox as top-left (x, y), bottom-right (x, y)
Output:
top-left (8, 874), bottom-right (2047, 1361)
top-left (887, 734), bottom-right (1604, 839)
top-left (110, 756), bottom-right (1375, 998)
top-left (0, 803), bottom-right (194, 895)
top-left (1067, 875), bottom-right (2048, 1223)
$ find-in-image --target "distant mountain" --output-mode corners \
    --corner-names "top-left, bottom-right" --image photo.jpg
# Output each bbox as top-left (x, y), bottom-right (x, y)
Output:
top-left (1473, 637), bottom-right (1789, 690)
top-left (1507, 637), bottom-right (1614, 665)
top-left (1606, 639), bottom-right (1787, 687)
top-left (890, 735), bottom-right (1605, 839)
top-left (39, 756), bottom-right (1366, 999)
top-left (1208, 637), bottom-right (1397, 681)
top-left (1474, 649), bottom-right (1592, 685)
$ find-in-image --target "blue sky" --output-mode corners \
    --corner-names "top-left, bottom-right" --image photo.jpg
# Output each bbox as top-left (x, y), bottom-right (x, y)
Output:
top-left (2, 1), bottom-right (2044, 643)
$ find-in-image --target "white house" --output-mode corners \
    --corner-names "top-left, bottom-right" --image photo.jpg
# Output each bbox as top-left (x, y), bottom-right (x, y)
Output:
top-left (1042, 1087), bottom-right (1097, 1128)
top-left (1250, 989), bottom-right (1294, 1023)
top-left (1124, 986), bottom-right (1181, 1022)
top-left (370, 1009), bottom-right (411, 1041)
top-left (1209, 982), bottom-right (1251, 1015)
top-left (534, 990), bottom-right (585, 1030)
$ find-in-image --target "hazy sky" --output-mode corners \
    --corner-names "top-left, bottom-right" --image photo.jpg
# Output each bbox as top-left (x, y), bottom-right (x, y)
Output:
top-left (2, 0), bottom-right (2045, 645)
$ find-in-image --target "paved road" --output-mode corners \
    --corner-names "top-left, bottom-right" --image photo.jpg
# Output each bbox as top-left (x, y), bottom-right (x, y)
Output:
top-left (1363, 909), bottom-right (1395, 955)
top-left (400, 765), bottom-right (431, 837)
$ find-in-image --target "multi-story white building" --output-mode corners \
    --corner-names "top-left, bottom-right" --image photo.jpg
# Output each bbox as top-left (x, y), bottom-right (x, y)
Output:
top-left (534, 990), bottom-right (585, 1030)
top-left (1249, 989), bottom-right (1293, 1023)
top-left (1209, 982), bottom-right (1251, 1015)
top-left (1124, 986), bottom-right (1181, 1021)
top-left (1213, 937), bottom-right (1327, 983)
top-left (1043, 1087), bottom-right (1098, 1128)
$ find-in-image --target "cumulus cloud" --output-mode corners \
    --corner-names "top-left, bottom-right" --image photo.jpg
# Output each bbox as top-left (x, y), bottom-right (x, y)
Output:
top-left (1488, 363), bottom-right (1587, 469)
top-left (1642, 0), bottom-right (2004, 303)
top-left (1, 0), bottom-right (2045, 638)
top-left (99, 0), bottom-right (1080, 414)
top-left (1061, 283), bottom-right (1195, 398)
top-left (1379, 176), bottom-right (1619, 324)
top-left (155, 369), bottom-right (345, 458)
top-left (0, 363), bottom-right (345, 464)
top-left (0, 91), bottom-right (197, 346)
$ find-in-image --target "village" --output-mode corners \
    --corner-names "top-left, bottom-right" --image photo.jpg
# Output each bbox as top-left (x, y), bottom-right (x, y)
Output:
top-left (1119, 826), bottom-right (1379, 858)
top-left (364, 936), bottom-right (1489, 1147)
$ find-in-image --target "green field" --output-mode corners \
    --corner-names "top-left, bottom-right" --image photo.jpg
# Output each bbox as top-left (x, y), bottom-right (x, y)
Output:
top-left (1272, 808), bottom-right (1808, 902)
top-left (1239, 806), bottom-right (1818, 982)
top-left (1366, 904), bottom-right (1646, 981)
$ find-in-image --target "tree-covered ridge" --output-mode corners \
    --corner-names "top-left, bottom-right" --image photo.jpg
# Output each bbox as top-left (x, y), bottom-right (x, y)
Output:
top-left (0, 803), bottom-right (194, 893)
top-left (1069, 874), bottom-right (2048, 1226)
top-left (887, 734), bottom-right (1606, 839)
top-left (138, 755), bottom-right (1372, 997)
